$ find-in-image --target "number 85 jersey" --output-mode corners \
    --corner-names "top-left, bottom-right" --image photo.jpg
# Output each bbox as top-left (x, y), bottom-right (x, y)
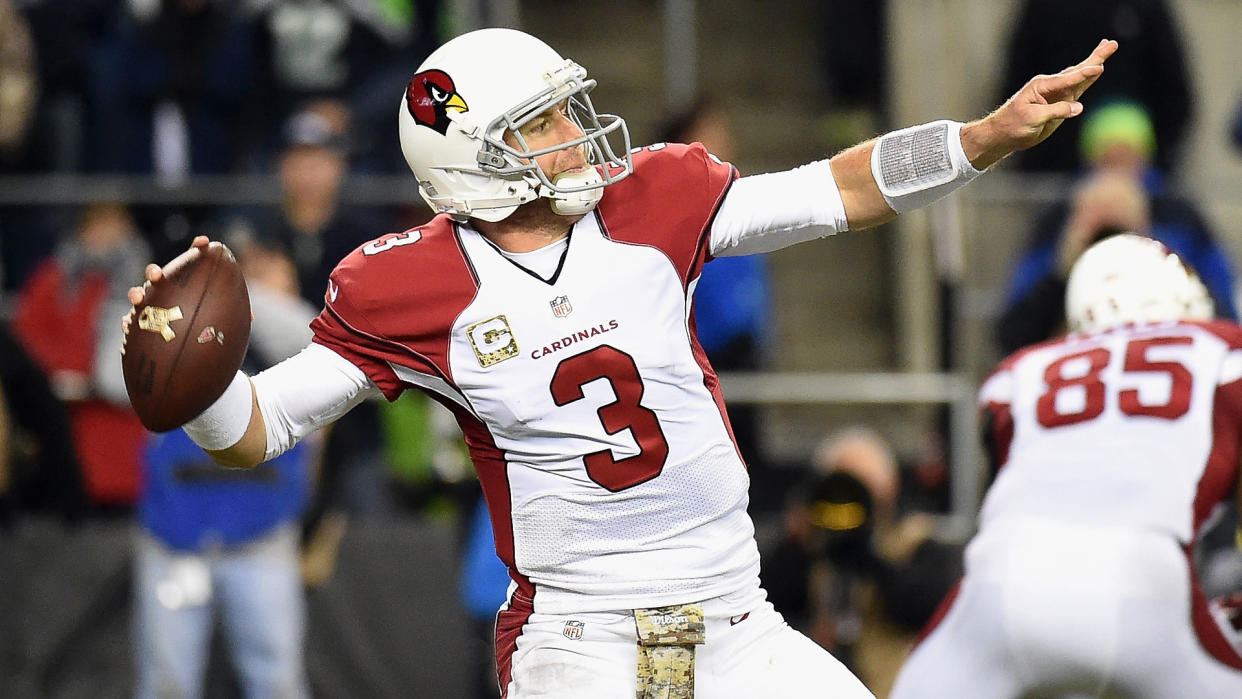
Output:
top-left (978, 320), bottom-right (1242, 543)
top-left (310, 144), bottom-right (764, 615)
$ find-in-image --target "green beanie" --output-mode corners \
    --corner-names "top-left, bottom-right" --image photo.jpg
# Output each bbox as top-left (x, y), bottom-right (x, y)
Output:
top-left (1080, 100), bottom-right (1157, 164)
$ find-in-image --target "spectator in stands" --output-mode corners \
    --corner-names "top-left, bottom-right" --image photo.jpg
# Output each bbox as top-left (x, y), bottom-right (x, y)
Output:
top-left (0, 0), bottom-right (37, 166)
top-left (0, 0), bottom-right (102, 292)
top-left (997, 0), bottom-right (1194, 176)
top-left (12, 202), bottom-right (150, 513)
top-left (659, 98), bottom-right (772, 469)
top-left (997, 100), bottom-right (1236, 355)
top-left (7, 0), bottom-right (123, 174)
top-left (0, 320), bottom-right (86, 527)
top-left (764, 426), bottom-right (962, 697)
top-left (814, 1), bottom-right (889, 153)
top-left (248, 0), bottom-right (433, 170)
top-left (224, 100), bottom-right (384, 308)
top-left (133, 240), bottom-right (320, 699)
top-left (218, 102), bottom-right (389, 515)
top-left (87, 0), bottom-right (258, 176)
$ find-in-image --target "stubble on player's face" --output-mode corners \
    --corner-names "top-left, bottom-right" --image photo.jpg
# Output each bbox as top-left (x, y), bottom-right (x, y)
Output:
top-left (505, 101), bottom-right (590, 183)
top-left (500, 101), bottom-right (591, 226)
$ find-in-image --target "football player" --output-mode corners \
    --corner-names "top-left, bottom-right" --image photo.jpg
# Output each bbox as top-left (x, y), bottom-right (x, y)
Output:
top-left (889, 234), bottom-right (1242, 698)
top-left (126, 28), bottom-right (1116, 698)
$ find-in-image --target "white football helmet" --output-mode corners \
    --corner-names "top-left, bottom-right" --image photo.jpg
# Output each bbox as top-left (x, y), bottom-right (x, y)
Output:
top-left (1065, 233), bottom-right (1213, 334)
top-left (398, 28), bottom-right (633, 222)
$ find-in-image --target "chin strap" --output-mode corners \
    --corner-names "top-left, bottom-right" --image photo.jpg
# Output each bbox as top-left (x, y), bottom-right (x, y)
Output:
top-left (546, 169), bottom-right (605, 215)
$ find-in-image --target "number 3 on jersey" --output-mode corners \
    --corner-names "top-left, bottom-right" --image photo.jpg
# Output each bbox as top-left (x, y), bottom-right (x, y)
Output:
top-left (550, 345), bottom-right (670, 492)
top-left (1037, 336), bottom-right (1193, 428)
top-left (363, 230), bottom-right (422, 255)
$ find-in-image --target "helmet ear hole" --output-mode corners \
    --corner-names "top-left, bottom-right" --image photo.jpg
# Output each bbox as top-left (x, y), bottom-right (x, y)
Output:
top-left (1065, 233), bottom-right (1214, 334)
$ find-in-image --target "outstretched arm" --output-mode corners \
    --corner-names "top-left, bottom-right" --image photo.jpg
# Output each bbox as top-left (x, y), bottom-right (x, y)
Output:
top-left (831, 39), bottom-right (1118, 230)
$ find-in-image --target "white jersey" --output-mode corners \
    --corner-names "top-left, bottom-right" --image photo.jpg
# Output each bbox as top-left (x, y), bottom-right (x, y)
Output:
top-left (311, 144), bottom-right (763, 615)
top-left (977, 320), bottom-right (1242, 543)
top-left (890, 321), bottom-right (1242, 698)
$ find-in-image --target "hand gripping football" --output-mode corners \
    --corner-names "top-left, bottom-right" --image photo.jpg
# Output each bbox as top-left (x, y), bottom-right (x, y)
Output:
top-left (121, 241), bottom-right (250, 432)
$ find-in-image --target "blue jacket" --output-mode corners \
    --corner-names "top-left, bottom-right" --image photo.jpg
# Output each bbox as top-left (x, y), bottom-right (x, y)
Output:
top-left (140, 429), bottom-right (309, 551)
top-left (694, 255), bottom-right (770, 356)
top-left (1005, 195), bottom-right (1237, 321)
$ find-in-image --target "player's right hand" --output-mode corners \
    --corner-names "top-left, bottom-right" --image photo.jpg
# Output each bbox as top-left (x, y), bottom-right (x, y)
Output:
top-left (122, 235), bottom-right (211, 335)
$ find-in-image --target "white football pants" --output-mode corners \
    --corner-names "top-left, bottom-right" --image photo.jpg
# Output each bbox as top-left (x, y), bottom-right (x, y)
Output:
top-left (890, 517), bottom-right (1242, 698)
top-left (502, 595), bottom-right (875, 698)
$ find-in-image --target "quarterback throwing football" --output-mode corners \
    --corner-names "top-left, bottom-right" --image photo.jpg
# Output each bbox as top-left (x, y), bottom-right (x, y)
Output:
top-left (127, 28), bottom-right (1116, 698)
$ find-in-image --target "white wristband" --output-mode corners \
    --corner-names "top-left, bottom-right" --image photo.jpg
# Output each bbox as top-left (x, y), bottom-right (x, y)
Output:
top-left (870, 120), bottom-right (983, 214)
top-left (181, 370), bottom-right (254, 451)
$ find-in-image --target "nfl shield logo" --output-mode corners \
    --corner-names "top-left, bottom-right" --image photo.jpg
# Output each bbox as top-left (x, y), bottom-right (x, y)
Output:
top-left (562, 620), bottom-right (584, 640)
top-left (549, 295), bottom-right (573, 318)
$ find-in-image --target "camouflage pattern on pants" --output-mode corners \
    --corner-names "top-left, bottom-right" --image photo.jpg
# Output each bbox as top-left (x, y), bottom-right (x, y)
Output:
top-left (634, 604), bottom-right (705, 699)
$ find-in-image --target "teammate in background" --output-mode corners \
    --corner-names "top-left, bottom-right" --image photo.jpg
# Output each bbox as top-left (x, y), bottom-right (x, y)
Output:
top-left (890, 234), bottom-right (1242, 698)
top-left (126, 29), bottom-right (1116, 698)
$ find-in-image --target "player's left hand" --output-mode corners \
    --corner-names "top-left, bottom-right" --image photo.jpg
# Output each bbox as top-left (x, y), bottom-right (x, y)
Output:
top-left (963, 39), bottom-right (1118, 169)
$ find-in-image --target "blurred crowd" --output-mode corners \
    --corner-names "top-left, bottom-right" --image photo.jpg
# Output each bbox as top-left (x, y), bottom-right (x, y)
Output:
top-left (0, 0), bottom-right (459, 517)
top-left (0, 0), bottom-right (469, 695)
top-left (0, 0), bottom-right (1241, 697)
top-left (0, 0), bottom-right (445, 290)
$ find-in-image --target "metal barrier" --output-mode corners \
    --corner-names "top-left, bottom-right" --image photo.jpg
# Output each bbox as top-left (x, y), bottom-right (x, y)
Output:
top-left (718, 371), bottom-right (981, 541)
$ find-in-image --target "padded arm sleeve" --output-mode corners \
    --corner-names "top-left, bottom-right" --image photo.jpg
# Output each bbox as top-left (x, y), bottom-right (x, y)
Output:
top-left (251, 342), bottom-right (381, 461)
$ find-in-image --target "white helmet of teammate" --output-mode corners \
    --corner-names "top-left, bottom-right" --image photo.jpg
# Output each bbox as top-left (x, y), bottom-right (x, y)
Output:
top-left (397, 28), bottom-right (633, 222)
top-left (1065, 233), bottom-right (1214, 334)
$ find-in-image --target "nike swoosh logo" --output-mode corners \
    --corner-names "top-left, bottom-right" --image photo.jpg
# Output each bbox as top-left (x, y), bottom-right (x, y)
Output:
top-left (327, 280), bottom-right (339, 302)
top-left (729, 613), bottom-right (749, 626)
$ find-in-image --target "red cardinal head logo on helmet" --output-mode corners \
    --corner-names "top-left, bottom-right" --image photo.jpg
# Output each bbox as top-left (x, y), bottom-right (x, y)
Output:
top-left (406, 70), bottom-right (469, 136)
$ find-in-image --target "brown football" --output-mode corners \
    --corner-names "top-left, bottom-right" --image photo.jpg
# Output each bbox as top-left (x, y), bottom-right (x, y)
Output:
top-left (121, 242), bottom-right (250, 432)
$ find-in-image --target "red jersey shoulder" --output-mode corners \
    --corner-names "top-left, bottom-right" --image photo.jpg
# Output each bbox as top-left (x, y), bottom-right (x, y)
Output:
top-left (632, 141), bottom-right (736, 182)
top-left (987, 332), bottom-right (1071, 381)
top-left (323, 215), bottom-right (479, 338)
top-left (1182, 319), bottom-right (1242, 350)
top-left (599, 143), bottom-right (736, 229)
top-left (596, 143), bottom-right (738, 285)
top-left (310, 214), bottom-right (476, 398)
top-left (606, 141), bottom-right (730, 199)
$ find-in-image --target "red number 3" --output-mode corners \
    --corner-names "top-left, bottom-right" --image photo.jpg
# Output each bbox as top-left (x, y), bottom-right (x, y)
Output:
top-left (1036, 337), bottom-right (1194, 428)
top-left (550, 346), bottom-right (670, 491)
